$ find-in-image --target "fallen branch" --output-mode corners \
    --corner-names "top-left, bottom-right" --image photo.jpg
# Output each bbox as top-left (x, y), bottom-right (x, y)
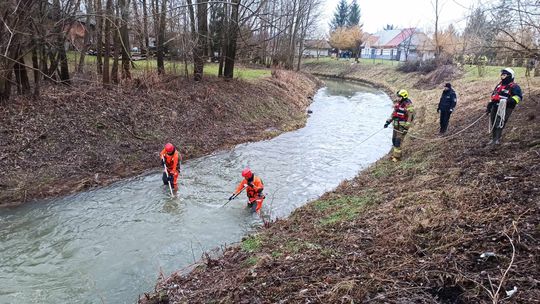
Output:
top-left (491, 232), bottom-right (516, 304)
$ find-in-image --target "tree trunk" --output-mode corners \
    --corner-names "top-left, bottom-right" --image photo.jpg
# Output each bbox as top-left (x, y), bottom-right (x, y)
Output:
top-left (193, 0), bottom-right (208, 81)
top-left (434, 0), bottom-right (440, 58)
top-left (186, 0), bottom-right (197, 77)
top-left (77, 0), bottom-right (94, 74)
top-left (218, 21), bottom-right (226, 77)
top-left (58, 45), bottom-right (71, 84)
top-left (111, 10), bottom-right (120, 84)
top-left (40, 44), bottom-right (48, 81)
top-left (47, 49), bottom-right (59, 80)
top-left (32, 44), bottom-right (40, 97)
top-left (103, 0), bottom-right (113, 86)
top-left (224, 0), bottom-right (240, 79)
top-left (14, 48), bottom-right (31, 94)
top-left (51, 0), bottom-right (70, 84)
top-left (218, 1), bottom-right (227, 77)
top-left (38, 1), bottom-right (48, 81)
top-left (120, 0), bottom-right (131, 79)
top-left (0, 71), bottom-right (12, 103)
top-left (142, 0), bottom-right (149, 57)
top-left (182, 9), bottom-right (190, 78)
top-left (48, 0), bottom-right (61, 81)
top-left (0, 43), bottom-right (16, 102)
top-left (96, 0), bottom-right (104, 74)
top-left (156, 0), bottom-right (167, 74)
top-left (296, 1), bottom-right (312, 71)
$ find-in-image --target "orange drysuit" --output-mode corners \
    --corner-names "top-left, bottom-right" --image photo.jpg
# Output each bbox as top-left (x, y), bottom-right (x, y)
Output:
top-left (160, 148), bottom-right (181, 190)
top-left (235, 176), bottom-right (265, 213)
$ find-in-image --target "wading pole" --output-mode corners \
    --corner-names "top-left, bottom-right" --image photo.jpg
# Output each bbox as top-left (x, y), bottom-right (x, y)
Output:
top-left (162, 156), bottom-right (174, 197)
top-left (222, 185), bottom-right (247, 207)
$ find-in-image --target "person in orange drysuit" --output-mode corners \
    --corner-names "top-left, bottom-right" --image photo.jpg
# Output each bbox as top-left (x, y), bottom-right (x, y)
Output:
top-left (159, 143), bottom-right (181, 191)
top-left (229, 168), bottom-right (265, 213)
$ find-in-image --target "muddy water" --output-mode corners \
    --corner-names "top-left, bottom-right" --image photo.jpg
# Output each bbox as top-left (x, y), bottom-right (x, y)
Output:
top-left (0, 79), bottom-right (393, 304)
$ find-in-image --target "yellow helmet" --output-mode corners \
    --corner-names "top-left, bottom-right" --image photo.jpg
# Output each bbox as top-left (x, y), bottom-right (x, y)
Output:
top-left (396, 89), bottom-right (408, 99)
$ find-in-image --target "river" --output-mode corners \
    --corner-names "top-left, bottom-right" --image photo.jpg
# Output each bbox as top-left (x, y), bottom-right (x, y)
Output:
top-left (0, 78), bottom-right (392, 304)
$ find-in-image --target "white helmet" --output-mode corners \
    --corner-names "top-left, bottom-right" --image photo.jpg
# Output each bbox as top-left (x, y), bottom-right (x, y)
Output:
top-left (501, 67), bottom-right (515, 80)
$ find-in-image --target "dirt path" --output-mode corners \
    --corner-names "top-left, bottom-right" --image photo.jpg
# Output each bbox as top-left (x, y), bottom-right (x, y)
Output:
top-left (0, 71), bottom-right (321, 207)
top-left (141, 63), bottom-right (540, 303)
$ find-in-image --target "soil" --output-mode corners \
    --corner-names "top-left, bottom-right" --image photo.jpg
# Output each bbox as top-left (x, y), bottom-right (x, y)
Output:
top-left (0, 70), bottom-right (321, 207)
top-left (140, 62), bottom-right (540, 303)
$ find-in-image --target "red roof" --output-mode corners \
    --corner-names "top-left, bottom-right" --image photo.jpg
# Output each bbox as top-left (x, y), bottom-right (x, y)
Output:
top-left (384, 28), bottom-right (415, 47)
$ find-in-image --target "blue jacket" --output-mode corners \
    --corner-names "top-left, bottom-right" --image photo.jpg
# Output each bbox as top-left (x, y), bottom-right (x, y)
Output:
top-left (438, 88), bottom-right (457, 111)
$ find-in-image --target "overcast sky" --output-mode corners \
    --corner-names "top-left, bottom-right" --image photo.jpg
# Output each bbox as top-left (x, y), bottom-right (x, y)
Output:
top-left (320, 0), bottom-right (482, 34)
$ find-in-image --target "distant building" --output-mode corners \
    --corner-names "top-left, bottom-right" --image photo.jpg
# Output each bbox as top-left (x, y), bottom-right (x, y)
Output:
top-left (303, 39), bottom-right (332, 58)
top-left (64, 13), bottom-right (96, 50)
top-left (362, 28), bottom-right (436, 61)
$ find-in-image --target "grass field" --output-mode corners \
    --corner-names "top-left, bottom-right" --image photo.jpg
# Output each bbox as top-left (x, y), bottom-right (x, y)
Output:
top-left (461, 64), bottom-right (527, 80)
top-left (304, 56), bottom-right (531, 82)
top-left (66, 52), bottom-right (270, 80)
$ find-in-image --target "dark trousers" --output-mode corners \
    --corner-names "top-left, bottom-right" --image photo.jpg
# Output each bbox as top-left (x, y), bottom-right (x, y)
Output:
top-left (490, 106), bottom-right (514, 142)
top-left (391, 128), bottom-right (406, 159)
top-left (439, 110), bottom-right (452, 133)
top-left (162, 172), bottom-right (170, 185)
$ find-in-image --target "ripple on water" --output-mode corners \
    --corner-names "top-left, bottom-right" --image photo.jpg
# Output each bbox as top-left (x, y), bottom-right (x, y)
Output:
top-left (0, 79), bottom-right (393, 304)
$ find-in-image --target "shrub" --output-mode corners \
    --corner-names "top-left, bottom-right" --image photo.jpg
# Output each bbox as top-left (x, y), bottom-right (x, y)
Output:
top-left (398, 57), bottom-right (452, 74)
top-left (418, 59), bottom-right (438, 74)
top-left (397, 60), bottom-right (421, 73)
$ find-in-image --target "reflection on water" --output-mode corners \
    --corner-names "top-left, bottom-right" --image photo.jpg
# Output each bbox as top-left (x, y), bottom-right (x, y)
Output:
top-left (323, 78), bottom-right (380, 98)
top-left (0, 78), bottom-right (393, 304)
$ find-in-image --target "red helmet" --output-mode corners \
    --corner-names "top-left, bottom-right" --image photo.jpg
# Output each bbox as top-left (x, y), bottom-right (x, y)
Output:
top-left (164, 143), bottom-right (175, 153)
top-left (241, 168), bottom-right (253, 179)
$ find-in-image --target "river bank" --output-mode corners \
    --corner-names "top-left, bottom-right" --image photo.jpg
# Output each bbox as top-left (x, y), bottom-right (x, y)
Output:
top-left (0, 70), bottom-right (320, 207)
top-left (141, 60), bottom-right (540, 303)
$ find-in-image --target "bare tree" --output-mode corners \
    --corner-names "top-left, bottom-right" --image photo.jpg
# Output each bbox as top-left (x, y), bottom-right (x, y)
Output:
top-left (119, 0), bottom-right (132, 79)
top-left (96, 0), bottom-right (104, 75)
top-left (223, 0), bottom-right (240, 78)
top-left (431, 0), bottom-right (442, 58)
top-left (103, 0), bottom-right (113, 86)
top-left (490, 0), bottom-right (539, 69)
top-left (0, 0), bottom-right (324, 101)
top-left (77, 0), bottom-right (95, 74)
top-left (193, 0), bottom-right (208, 80)
top-left (156, 0), bottom-right (167, 74)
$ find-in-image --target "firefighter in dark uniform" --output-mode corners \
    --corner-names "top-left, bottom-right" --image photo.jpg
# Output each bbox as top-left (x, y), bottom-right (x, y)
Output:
top-left (486, 68), bottom-right (522, 145)
top-left (437, 83), bottom-right (457, 134)
top-left (384, 89), bottom-right (414, 162)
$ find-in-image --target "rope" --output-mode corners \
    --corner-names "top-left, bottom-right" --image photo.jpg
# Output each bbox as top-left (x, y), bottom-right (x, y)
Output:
top-left (393, 113), bottom-right (487, 142)
top-left (357, 127), bottom-right (386, 145)
top-left (489, 99), bottom-right (507, 133)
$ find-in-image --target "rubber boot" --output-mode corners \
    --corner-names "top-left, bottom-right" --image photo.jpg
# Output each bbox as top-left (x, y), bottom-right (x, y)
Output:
top-left (392, 147), bottom-right (401, 162)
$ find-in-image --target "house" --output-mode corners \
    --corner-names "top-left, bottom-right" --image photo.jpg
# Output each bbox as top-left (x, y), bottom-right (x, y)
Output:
top-left (407, 32), bottom-right (437, 61)
top-left (362, 28), bottom-right (436, 61)
top-left (303, 39), bottom-right (332, 58)
top-left (64, 13), bottom-right (96, 50)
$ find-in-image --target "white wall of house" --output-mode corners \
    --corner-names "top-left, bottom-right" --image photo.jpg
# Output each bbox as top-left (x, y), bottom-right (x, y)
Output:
top-left (303, 48), bottom-right (329, 57)
top-left (361, 46), bottom-right (435, 61)
top-left (361, 48), bottom-right (371, 58)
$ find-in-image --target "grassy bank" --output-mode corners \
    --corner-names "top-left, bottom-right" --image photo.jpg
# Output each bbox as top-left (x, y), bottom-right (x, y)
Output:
top-left (66, 52), bottom-right (271, 80)
top-left (0, 70), bottom-right (320, 206)
top-left (141, 60), bottom-right (539, 303)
